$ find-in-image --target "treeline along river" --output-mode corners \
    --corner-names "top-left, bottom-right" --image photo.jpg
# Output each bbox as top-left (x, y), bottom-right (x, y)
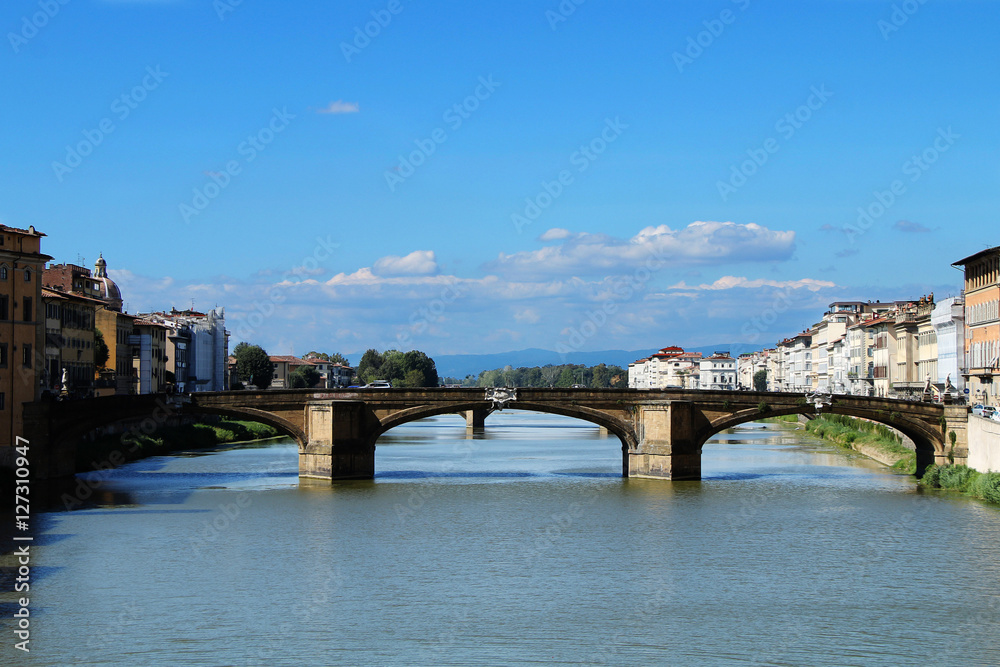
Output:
top-left (3, 414), bottom-right (999, 665)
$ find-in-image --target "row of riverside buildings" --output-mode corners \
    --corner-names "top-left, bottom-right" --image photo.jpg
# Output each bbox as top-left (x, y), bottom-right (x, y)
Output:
top-left (1, 224), bottom-right (358, 448)
top-left (734, 245), bottom-right (1000, 406)
top-left (0, 224), bottom-right (228, 447)
top-left (628, 349), bottom-right (737, 390)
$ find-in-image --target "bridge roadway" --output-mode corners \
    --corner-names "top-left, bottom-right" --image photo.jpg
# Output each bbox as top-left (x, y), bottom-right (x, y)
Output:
top-left (25, 387), bottom-right (970, 481)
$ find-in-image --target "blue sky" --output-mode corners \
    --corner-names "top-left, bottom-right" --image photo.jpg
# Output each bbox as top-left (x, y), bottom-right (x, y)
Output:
top-left (2, 0), bottom-right (997, 357)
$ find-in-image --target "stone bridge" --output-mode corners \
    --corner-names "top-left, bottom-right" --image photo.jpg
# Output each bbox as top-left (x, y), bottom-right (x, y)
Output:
top-left (24, 387), bottom-right (969, 481)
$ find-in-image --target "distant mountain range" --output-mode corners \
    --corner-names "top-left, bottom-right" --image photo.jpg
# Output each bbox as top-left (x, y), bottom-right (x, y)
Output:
top-left (343, 344), bottom-right (762, 380)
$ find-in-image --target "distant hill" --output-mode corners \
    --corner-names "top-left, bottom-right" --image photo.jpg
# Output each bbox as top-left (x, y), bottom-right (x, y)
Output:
top-left (348, 344), bottom-right (761, 380)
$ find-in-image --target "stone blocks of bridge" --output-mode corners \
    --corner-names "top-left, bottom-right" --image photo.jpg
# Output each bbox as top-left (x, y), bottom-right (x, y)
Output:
top-left (465, 408), bottom-right (488, 430)
top-left (300, 401), bottom-right (375, 480)
top-left (628, 402), bottom-right (701, 481)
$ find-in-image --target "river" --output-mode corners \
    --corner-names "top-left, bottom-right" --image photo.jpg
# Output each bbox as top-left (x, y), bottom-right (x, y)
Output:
top-left (3, 413), bottom-right (1000, 666)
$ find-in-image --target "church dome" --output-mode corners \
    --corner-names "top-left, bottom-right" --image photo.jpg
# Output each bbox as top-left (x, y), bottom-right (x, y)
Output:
top-left (94, 253), bottom-right (123, 312)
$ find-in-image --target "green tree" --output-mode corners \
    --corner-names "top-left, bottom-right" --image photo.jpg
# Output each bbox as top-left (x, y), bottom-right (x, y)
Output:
top-left (357, 349), bottom-right (384, 384)
top-left (555, 367), bottom-right (577, 388)
top-left (234, 343), bottom-right (273, 389)
top-left (289, 365), bottom-right (321, 388)
top-left (753, 369), bottom-right (768, 392)
top-left (94, 328), bottom-right (110, 368)
top-left (397, 369), bottom-right (425, 387)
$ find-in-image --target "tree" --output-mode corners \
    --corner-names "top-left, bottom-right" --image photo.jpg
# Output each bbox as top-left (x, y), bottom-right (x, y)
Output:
top-left (304, 351), bottom-right (349, 365)
top-left (398, 369), bottom-right (425, 388)
top-left (555, 367), bottom-right (577, 388)
top-left (289, 365), bottom-right (321, 388)
top-left (356, 349), bottom-right (383, 384)
top-left (94, 328), bottom-right (110, 368)
top-left (753, 370), bottom-right (768, 392)
top-left (234, 343), bottom-right (273, 389)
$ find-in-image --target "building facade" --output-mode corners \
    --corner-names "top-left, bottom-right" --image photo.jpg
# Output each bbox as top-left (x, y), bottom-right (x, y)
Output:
top-left (953, 247), bottom-right (1000, 406)
top-left (698, 352), bottom-right (736, 390)
top-left (142, 308), bottom-right (229, 392)
top-left (932, 295), bottom-right (965, 396)
top-left (628, 347), bottom-right (702, 389)
top-left (132, 319), bottom-right (169, 394)
top-left (0, 225), bottom-right (51, 447)
top-left (41, 288), bottom-right (103, 397)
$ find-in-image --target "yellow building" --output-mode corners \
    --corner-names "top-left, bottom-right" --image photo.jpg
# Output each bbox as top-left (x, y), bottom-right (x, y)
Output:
top-left (953, 246), bottom-right (1000, 406)
top-left (0, 224), bottom-right (52, 447)
top-left (41, 288), bottom-right (104, 397)
top-left (96, 308), bottom-right (136, 396)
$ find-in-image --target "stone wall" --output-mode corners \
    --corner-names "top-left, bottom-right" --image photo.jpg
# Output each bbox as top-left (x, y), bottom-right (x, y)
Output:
top-left (967, 414), bottom-right (1000, 473)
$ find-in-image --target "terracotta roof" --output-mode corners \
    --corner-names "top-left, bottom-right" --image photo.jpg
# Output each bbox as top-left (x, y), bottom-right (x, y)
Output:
top-left (952, 245), bottom-right (1000, 267)
top-left (0, 224), bottom-right (45, 237)
top-left (41, 286), bottom-right (108, 305)
top-left (269, 355), bottom-right (302, 363)
top-left (133, 319), bottom-right (170, 328)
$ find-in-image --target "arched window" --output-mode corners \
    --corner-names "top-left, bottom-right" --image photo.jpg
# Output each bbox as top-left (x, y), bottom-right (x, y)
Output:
top-left (0, 265), bottom-right (7, 280)
top-left (23, 268), bottom-right (31, 282)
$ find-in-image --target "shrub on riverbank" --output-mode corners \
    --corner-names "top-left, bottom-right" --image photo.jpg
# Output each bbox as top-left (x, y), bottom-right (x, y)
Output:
top-left (920, 465), bottom-right (1000, 505)
top-left (77, 419), bottom-right (281, 471)
top-left (761, 415), bottom-right (800, 423)
top-left (804, 414), bottom-right (915, 473)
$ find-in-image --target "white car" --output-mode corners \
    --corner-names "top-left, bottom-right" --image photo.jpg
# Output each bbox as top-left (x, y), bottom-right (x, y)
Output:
top-left (365, 380), bottom-right (392, 389)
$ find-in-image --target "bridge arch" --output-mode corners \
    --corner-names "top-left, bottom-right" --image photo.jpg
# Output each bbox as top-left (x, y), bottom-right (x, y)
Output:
top-left (44, 395), bottom-right (307, 465)
top-left (372, 400), bottom-right (638, 451)
top-left (694, 404), bottom-right (943, 472)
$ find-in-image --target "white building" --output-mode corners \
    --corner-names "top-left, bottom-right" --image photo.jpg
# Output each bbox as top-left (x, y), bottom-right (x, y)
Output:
top-left (932, 295), bottom-right (965, 396)
top-left (141, 307), bottom-right (229, 392)
top-left (828, 335), bottom-right (848, 394)
top-left (628, 346), bottom-right (701, 389)
top-left (699, 352), bottom-right (736, 390)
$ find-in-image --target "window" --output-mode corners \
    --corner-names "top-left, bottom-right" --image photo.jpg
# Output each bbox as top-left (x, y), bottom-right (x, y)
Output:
top-left (0, 295), bottom-right (7, 320)
top-left (0, 393), bottom-right (4, 410)
top-left (0, 343), bottom-right (7, 368)
top-left (23, 268), bottom-right (31, 282)
top-left (23, 344), bottom-right (32, 368)
top-left (22, 296), bottom-right (32, 322)
top-left (0, 266), bottom-right (6, 280)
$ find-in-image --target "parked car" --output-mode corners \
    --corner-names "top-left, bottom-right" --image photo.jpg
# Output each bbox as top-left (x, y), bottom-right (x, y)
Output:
top-left (982, 406), bottom-right (997, 420)
top-left (972, 404), bottom-right (986, 416)
top-left (365, 380), bottom-right (393, 389)
top-left (991, 411), bottom-right (1000, 423)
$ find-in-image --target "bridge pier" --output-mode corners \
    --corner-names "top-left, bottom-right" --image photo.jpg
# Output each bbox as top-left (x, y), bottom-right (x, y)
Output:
top-left (300, 401), bottom-right (375, 480)
top-left (941, 404), bottom-right (969, 467)
top-left (465, 408), bottom-right (489, 431)
top-left (627, 403), bottom-right (701, 481)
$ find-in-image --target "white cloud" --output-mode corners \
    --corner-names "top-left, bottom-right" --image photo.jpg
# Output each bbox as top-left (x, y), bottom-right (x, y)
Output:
top-left (487, 221), bottom-right (796, 278)
top-left (539, 228), bottom-right (572, 241)
top-left (372, 250), bottom-right (439, 276)
top-left (514, 308), bottom-right (541, 324)
top-left (317, 100), bottom-right (360, 114)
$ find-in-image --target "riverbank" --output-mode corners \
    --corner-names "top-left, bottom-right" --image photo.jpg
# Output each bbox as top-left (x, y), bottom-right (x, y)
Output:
top-left (920, 465), bottom-right (1000, 505)
top-left (804, 414), bottom-right (916, 473)
top-left (77, 419), bottom-right (281, 471)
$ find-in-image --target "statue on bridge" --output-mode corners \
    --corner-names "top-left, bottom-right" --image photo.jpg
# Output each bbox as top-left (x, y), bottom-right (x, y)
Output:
top-left (485, 387), bottom-right (517, 411)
